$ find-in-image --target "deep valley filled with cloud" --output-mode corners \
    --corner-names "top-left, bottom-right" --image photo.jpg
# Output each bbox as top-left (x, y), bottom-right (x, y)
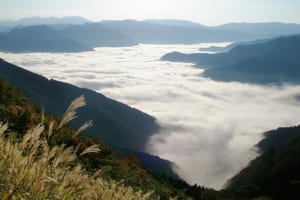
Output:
top-left (1, 44), bottom-right (300, 189)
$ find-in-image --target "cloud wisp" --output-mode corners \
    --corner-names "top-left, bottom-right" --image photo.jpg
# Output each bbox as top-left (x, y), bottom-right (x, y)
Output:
top-left (1, 43), bottom-right (300, 189)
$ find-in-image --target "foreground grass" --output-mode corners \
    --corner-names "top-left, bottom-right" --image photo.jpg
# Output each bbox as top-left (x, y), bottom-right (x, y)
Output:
top-left (0, 96), bottom-right (152, 200)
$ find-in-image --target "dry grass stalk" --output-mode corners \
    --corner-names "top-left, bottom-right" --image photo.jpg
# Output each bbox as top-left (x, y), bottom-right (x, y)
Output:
top-left (75, 120), bottom-right (93, 137)
top-left (80, 144), bottom-right (100, 156)
top-left (57, 95), bottom-right (86, 130)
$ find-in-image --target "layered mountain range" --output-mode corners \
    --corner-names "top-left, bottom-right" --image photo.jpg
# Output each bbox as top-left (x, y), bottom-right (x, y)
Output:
top-left (0, 25), bottom-right (93, 52)
top-left (162, 34), bottom-right (300, 84)
top-left (1, 17), bottom-right (300, 52)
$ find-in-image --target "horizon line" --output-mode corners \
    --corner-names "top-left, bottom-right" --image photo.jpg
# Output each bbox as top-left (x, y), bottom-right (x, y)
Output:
top-left (1, 16), bottom-right (300, 27)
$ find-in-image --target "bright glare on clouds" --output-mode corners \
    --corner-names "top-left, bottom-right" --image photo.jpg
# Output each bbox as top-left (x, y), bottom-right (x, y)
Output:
top-left (1, 44), bottom-right (300, 189)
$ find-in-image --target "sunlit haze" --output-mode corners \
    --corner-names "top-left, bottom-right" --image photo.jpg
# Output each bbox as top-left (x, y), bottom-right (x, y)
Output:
top-left (1, 0), bottom-right (300, 25)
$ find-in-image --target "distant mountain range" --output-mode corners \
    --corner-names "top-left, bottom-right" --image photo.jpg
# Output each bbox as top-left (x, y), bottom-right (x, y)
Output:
top-left (0, 25), bottom-right (92, 52)
top-left (101, 20), bottom-right (244, 44)
top-left (101, 20), bottom-right (300, 44)
top-left (144, 19), bottom-right (209, 28)
top-left (0, 24), bottom-right (136, 52)
top-left (1, 17), bottom-right (300, 52)
top-left (0, 16), bottom-right (90, 31)
top-left (0, 58), bottom-right (159, 151)
top-left (60, 23), bottom-right (137, 47)
top-left (162, 34), bottom-right (300, 84)
top-left (213, 22), bottom-right (300, 39)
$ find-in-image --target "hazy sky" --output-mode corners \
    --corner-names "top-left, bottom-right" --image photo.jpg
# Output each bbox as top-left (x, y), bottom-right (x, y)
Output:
top-left (0, 0), bottom-right (300, 25)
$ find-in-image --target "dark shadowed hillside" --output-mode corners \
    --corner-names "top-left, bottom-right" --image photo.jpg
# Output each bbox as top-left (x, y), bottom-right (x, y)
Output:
top-left (0, 58), bottom-right (159, 151)
top-left (0, 25), bottom-right (92, 52)
top-left (61, 23), bottom-right (137, 47)
top-left (228, 125), bottom-right (300, 199)
top-left (113, 146), bottom-right (180, 180)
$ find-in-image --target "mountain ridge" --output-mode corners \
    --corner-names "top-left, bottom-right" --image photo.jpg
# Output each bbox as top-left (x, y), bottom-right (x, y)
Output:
top-left (0, 25), bottom-right (93, 52)
top-left (0, 16), bottom-right (90, 29)
top-left (1, 18), bottom-right (300, 49)
top-left (61, 23), bottom-right (137, 47)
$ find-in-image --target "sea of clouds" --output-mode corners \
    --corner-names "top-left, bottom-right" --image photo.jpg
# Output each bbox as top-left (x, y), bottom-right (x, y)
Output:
top-left (1, 43), bottom-right (300, 189)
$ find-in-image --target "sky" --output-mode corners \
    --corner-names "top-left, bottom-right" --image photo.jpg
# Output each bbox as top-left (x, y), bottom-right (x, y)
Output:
top-left (0, 0), bottom-right (300, 25)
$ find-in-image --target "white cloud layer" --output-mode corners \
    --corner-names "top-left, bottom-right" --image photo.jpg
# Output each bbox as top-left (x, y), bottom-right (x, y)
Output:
top-left (1, 43), bottom-right (300, 189)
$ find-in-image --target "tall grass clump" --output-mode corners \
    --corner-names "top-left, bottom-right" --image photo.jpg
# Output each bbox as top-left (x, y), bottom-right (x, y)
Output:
top-left (0, 96), bottom-right (152, 200)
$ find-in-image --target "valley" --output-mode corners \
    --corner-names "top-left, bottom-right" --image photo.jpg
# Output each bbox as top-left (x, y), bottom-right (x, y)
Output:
top-left (1, 43), bottom-right (300, 189)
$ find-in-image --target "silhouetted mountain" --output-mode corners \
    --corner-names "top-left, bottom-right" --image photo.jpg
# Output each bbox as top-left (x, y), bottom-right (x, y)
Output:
top-left (49, 24), bottom-right (78, 31)
top-left (162, 52), bottom-right (209, 64)
top-left (228, 125), bottom-right (300, 199)
top-left (61, 23), bottom-right (137, 47)
top-left (18, 16), bottom-right (90, 25)
top-left (257, 126), bottom-right (300, 154)
top-left (204, 35), bottom-right (300, 84)
top-left (0, 25), bottom-right (93, 52)
top-left (0, 16), bottom-right (90, 29)
top-left (198, 45), bottom-right (230, 53)
top-left (199, 38), bottom-right (270, 53)
top-left (0, 58), bottom-right (159, 151)
top-left (102, 20), bottom-right (300, 44)
top-left (144, 19), bottom-right (208, 28)
top-left (101, 20), bottom-right (245, 44)
top-left (0, 24), bottom-right (10, 32)
top-left (163, 35), bottom-right (300, 84)
top-left (0, 20), bottom-right (13, 32)
top-left (214, 22), bottom-right (300, 40)
top-left (2, 18), bottom-right (300, 44)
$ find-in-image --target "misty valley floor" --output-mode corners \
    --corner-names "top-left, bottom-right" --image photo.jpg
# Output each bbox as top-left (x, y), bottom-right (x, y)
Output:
top-left (1, 43), bottom-right (300, 189)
